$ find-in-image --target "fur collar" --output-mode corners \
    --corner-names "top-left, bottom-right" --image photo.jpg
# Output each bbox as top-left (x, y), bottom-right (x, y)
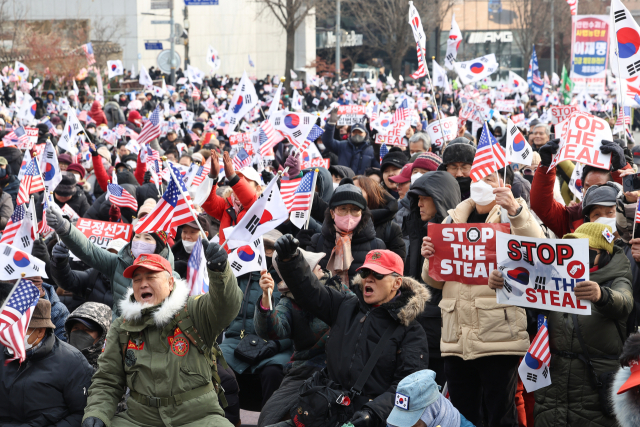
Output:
top-left (118, 279), bottom-right (189, 327)
top-left (612, 367), bottom-right (640, 427)
top-left (354, 275), bottom-right (431, 326)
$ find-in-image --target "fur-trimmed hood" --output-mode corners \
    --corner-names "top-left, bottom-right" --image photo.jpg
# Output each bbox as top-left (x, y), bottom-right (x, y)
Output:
top-left (118, 278), bottom-right (189, 327)
top-left (612, 367), bottom-right (640, 427)
top-left (353, 274), bottom-right (431, 326)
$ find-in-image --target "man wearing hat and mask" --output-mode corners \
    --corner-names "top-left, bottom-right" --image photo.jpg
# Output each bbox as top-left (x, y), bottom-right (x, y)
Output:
top-left (322, 108), bottom-right (378, 175)
top-left (81, 243), bottom-right (242, 427)
top-left (172, 214), bottom-right (211, 278)
top-left (437, 138), bottom-right (476, 201)
top-left (0, 299), bottom-right (94, 426)
top-left (65, 302), bottom-right (112, 370)
top-left (54, 172), bottom-right (91, 217)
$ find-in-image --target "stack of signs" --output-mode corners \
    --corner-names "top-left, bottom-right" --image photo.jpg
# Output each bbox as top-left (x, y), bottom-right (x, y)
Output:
top-left (496, 231), bottom-right (591, 315)
top-left (336, 105), bottom-right (366, 126)
top-left (549, 111), bottom-right (611, 171)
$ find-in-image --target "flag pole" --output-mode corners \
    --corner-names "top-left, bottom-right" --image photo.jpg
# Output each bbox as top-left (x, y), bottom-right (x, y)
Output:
top-left (29, 196), bottom-right (38, 241)
top-left (612, 11), bottom-right (629, 144)
top-left (634, 200), bottom-right (638, 239)
top-left (304, 169), bottom-right (320, 230)
top-left (162, 158), bottom-right (207, 239)
top-left (424, 55), bottom-right (448, 149)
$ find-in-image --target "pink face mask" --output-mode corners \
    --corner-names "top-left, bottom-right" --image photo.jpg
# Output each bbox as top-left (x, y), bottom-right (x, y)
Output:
top-left (334, 214), bottom-right (361, 232)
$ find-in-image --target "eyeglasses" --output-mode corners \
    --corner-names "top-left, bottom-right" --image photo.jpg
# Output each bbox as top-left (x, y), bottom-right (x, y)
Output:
top-left (446, 164), bottom-right (472, 174)
top-left (359, 268), bottom-right (398, 280)
top-left (335, 206), bottom-right (362, 216)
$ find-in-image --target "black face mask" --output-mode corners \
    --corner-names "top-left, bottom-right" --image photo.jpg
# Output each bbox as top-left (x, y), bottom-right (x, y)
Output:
top-left (69, 330), bottom-right (96, 351)
top-left (523, 175), bottom-right (534, 184)
top-left (588, 249), bottom-right (611, 269)
top-left (266, 257), bottom-right (273, 271)
top-left (456, 177), bottom-right (472, 197)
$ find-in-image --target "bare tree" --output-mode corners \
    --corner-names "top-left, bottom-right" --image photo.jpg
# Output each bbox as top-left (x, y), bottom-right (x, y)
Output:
top-left (424, 0), bottom-right (456, 64)
top-left (90, 17), bottom-right (127, 66)
top-left (0, 0), bottom-right (28, 61)
top-left (511, 0), bottom-right (550, 69)
top-left (256, 0), bottom-right (321, 90)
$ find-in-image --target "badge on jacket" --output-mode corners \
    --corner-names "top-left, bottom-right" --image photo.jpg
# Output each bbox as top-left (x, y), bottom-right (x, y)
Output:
top-left (171, 337), bottom-right (189, 356)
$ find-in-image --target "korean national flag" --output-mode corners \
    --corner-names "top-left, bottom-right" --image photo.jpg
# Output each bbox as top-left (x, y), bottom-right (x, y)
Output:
top-left (226, 71), bottom-right (258, 134)
top-left (506, 118), bottom-right (533, 166)
top-left (395, 393), bottom-right (409, 410)
top-left (227, 237), bottom-right (267, 278)
top-left (107, 60), bottom-right (124, 79)
top-left (0, 243), bottom-right (47, 281)
top-left (14, 61), bottom-right (29, 80)
top-left (453, 54), bottom-right (499, 85)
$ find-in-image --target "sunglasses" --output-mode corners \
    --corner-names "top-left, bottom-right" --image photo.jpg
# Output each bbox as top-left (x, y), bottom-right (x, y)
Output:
top-left (359, 268), bottom-right (390, 280)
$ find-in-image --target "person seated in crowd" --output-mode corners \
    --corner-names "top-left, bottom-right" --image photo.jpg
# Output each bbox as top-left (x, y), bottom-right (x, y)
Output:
top-left (489, 222), bottom-right (633, 427)
top-left (0, 299), bottom-right (94, 427)
top-left (254, 248), bottom-right (350, 426)
top-left (81, 244), bottom-right (242, 427)
top-left (271, 241), bottom-right (430, 427)
top-left (53, 172), bottom-right (91, 217)
top-left (307, 179), bottom-right (385, 283)
top-left (437, 138), bottom-right (476, 201)
top-left (386, 370), bottom-right (474, 427)
top-left (64, 302), bottom-right (112, 370)
top-left (420, 166), bottom-right (544, 427)
top-left (172, 214), bottom-right (211, 278)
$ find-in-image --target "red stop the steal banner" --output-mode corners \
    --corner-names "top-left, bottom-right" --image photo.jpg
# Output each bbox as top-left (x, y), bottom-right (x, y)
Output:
top-left (428, 223), bottom-right (510, 285)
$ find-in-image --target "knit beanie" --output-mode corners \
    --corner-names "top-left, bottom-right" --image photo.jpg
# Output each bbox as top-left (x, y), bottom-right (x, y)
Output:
top-left (412, 152), bottom-right (442, 172)
top-left (564, 223), bottom-right (614, 254)
top-left (329, 181), bottom-right (367, 210)
top-left (138, 198), bottom-right (157, 218)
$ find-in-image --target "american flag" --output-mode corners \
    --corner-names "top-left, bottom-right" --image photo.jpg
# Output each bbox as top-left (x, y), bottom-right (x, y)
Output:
top-left (528, 318), bottom-right (551, 366)
top-left (13, 127), bottom-right (29, 146)
top-left (616, 106), bottom-right (631, 126)
top-left (411, 42), bottom-right (427, 79)
top-left (635, 202), bottom-right (640, 224)
top-left (82, 42), bottom-right (96, 66)
top-left (306, 124), bottom-right (324, 142)
top-left (17, 158), bottom-right (44, 205)
top-left (38, 193), bottom-right (53, 235)
top-left (532, 73), bottom-right (543, 87)
top-left (281, 170), bottom-right (315, 212)
top-left (107, 183), bottom-right (138, 210)
top-left (188, 156), bottom-right (211, 188)
top-left (393, 99), bottom-right (410, 123)
top-left (40, 117), bottom-right (58, 136)
top-left (258, 120), bottom-right (279, 157)
top-left (187, 129), bottom-right (200, 142)
top-left (379, 143), bottom-right (389, 163)
top-left (0, 204), bottom-right (26, 245)
top-left (2, 130), bottom-right (19, 146)
top-left (191, 84), bottom-right (201, 99)
top-left (134, 163), bottom-right (195, 233)
top-left (232, 148), bottom-right (252, 170)
top-left (470, 123), bottom-right (504, 182)
top-left (137, 106), bottom-right (162, 145)
top-left (140, 144), bottom-right (160, 163)
top-left (186, 235), bottom-right (208, 295)
top-left (371, 102), bottom-right (379, 122)
top-left (0, 279), bottom-right (40, 364)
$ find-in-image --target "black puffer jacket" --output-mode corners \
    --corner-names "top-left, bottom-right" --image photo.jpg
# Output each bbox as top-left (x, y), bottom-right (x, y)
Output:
top-left (0, 332), bottom-right (93, 426)
top-left (308, 209), bottom-right (385, 281)
top-left (371, 193), bottom-right (406, 260)
top-left (54, 189), bottom-right (91, 217)
top-left (277, 252), bottom-right (430, 423)
top-left (84, 183), bottom-right (137, 223)
top-left (171, 239), bottom-right (191, 279)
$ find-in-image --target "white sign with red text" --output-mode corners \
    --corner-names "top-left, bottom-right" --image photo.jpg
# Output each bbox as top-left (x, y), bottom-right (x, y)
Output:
top-left (336, 105), bottom-right (366, 126)
top-left (375, 120), bottom-right (410, 146)
top-left (550, 106), bottom-right (578, 125)
top-left (426, 117), bottom-right (458, 148)
top-left (549, 111), bottom-right (611, 170)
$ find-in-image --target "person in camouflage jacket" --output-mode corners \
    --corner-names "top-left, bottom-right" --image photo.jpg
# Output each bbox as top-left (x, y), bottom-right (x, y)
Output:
top-left (64, 302), bottom-right (112, 370)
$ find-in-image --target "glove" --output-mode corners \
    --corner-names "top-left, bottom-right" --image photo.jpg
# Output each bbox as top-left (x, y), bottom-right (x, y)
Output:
top-left (46, 205), bottom-right (70, 235)
top-left (538, 139), bottom-right (560, 167)
top-left (51, 241), bottom-right (69, 264)
top-left (31, 239), bottom-right (50, 265)
top-left (600, 139), bottom-right (627, 170)
top-left (205, 242), bottom-right (228, 272)
top-left (274, 234), bottom-right (299, 261)
top-left (261, 169), bottom-right (274, 185)
top-left (349, 409), bottom-right (378, 427)
top-left (295, 228), bottom-right (315, 250)
top-left (329, 107), bottom-right (338, 125)
top-left (257, 340), bottom-right (280, 360)
top-left (82, 417), bottom-right (105, 427)
top-left (284, 155), bottom-right (301, 177)
top-left (109, 204), bottom-right (121, 223)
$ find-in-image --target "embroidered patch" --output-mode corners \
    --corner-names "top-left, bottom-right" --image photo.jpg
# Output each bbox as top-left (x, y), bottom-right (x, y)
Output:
top-left (395, 392), bottom-right (409, 410)
top-left (167, 327), bottom-right (183, 346)
top-left (102, 337), bottom-right (107, 353)
top-left (371, 252), bottom-right (382, 261)
top-left (127, 339), bottom-right (144, 351)
top-left (602, 227), bottom-right (614, 243)
top-left (171, 336), bottom-right (189, 356)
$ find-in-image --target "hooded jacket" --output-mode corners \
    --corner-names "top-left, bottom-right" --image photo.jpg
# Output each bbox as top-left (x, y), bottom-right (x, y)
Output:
top-left (371, 192), bottom-right (406, 260)
top-left (89, 100), bottom-right (108, 127)
top-left (82, 266), bottom-right (243, 427)
top-left (535, 246), bottom-right (633, 427)
top-left (422, 196), bottom-right (545, 360)
top-left (276, 251), bottom-right (430, 422)
top-left (53, 187), bottom-right (91, 217)
top-left (322, 123), bottom-right (379, 175)
top-left (308, 209), bottom-right (386, 281)
top-left (64, 302), bottom-right (112, 370)
top-left (0, 331), bottom-right (93, 426)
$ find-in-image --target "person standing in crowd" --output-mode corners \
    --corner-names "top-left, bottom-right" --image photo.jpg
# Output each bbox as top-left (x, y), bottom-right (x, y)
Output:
top-left (408, 132), bottom-right (431, 156)
top-left (322, 109), bottom-right (378, 175)
top-left (380, 149), bottom-right (408, 198)
top-left (437, 139), bottom-right (476, 202)
top-left (529, 123), bottom-right (551, 151)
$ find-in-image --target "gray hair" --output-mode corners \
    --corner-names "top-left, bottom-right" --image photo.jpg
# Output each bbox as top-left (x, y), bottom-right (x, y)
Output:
top-left (409, 132), bottom-right (431, 151)
top-left (533, 123), bottom-right (550, 136)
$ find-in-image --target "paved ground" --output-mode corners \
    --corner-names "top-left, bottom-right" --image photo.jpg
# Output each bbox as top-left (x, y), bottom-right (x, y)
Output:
top-left (240, 409), bottom-right (260, 427)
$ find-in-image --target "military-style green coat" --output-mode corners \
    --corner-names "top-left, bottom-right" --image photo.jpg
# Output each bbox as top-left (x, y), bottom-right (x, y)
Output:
top-left (82, 263), bottom-right (242, 427)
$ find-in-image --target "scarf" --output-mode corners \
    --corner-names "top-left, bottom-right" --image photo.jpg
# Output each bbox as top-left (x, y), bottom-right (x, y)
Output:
top-left (230, 193), bottom-right (242, 215)
top-left (420, 394), bottom-right (460, 427)
top-left (326, 230), bottom-right (353, 284)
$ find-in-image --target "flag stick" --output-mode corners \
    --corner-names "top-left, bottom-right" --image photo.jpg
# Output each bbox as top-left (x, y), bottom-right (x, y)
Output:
top-left (612, 14), bottom-right (629, 144)
top-left (0, 274), bottom-right (26, 315)
top-left (163, 158), bottom-right (207, 239)
top-left (503, 166), bottom-right (507, 188)
top-left (422, 54), bottom-right (448, 149)
top-left (304, 169), bottom-right (320, 230)
top-left (29, 196), bottom-right (38, 241)
top-left (634, 200), bottom-right (638, 239)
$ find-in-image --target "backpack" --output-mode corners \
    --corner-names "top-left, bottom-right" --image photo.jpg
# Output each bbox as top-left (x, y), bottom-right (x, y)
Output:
top-left (117, 303), bottom-right (229, 408)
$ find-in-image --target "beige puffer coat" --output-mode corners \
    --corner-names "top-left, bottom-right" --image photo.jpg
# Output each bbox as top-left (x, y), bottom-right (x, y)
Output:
top-left (422, 197), bottom-right (545, 360)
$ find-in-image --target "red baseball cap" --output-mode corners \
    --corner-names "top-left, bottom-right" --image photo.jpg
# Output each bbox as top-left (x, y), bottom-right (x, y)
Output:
top-left (357, 250), bottom-right (404, 275)
top-left (618, 359), bottom-right (640, 394)
top-left (389, 163), bottom-right (413, 184)
top-left (123, 254), bottom-right (173, 278)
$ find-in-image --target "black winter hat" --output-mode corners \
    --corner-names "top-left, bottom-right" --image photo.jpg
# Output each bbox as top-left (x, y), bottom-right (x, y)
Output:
top-left (380, 151), bottom-right (407, 173)
top-left (54, 173), bottom-right (77, 197)
top-left (330, 182), bottom-right (366, 210)
top-left (440, 142), bottom-right (476, 166)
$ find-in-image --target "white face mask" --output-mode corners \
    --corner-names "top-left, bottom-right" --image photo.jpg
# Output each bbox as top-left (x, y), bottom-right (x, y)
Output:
top-left (131, 241), bottom-right (156, 258)
top-left (595, 216), bottom-right (617, 233)
top-left (470, 180), bottom-right (497, 206)
top-left (72, 173), bottom-right (81, 183)
top-left (24, 330), bottom-right (35, 351)
top-left (333, 182), bottom-right (339, 190)
top-left (182, 240), bottom-right (197, 253)
top-left (126, 160), bottom-right (137, 170)
top-left (411, 172), bottom-right (424, 185)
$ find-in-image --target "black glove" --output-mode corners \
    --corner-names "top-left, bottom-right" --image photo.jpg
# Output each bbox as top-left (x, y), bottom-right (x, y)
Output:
top-left (328, 107), bottom-right (338, 125)
top-left (538, 138), bottom-right (560, 167)
top-left (349, 409), bottom-right (378, 427)
top-left (51, 241), bottom-right (69, 262)
top-left (274, 234), bottom-right (299, 261)
top-left (295, 228), bottom-right (315, 250)
top-left (205, 242), bottom-right (228, 272)
top-left (261, 169), bottom-right (273, 185)
top-left (31, 238), bottom-right (50, 265)
top-left (82, 417), bottom-right (105, 427)
top-left (600, 139), bottom-right (627, 171)
top-left (257, 340), bottom-right (280, 360)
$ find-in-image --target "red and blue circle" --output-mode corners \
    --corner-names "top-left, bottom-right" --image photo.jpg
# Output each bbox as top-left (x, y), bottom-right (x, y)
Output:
top-left (513, 80), bottom-right (520, 87)
top-left (284, 114), bottom-right (299, 129)
top-left (617, 27), bottom-right (640, 59)
top-left (237, 245), bottom-right (255, 262)
top-left (233, 97), bottom-right (243, 114)
top-left (18, 67), bottom-right (24, 73)
top-left (524, 352), bottom-right (542, 369)
top-left (380, 119), bottom-right (390, 128)
top-left (507, 267), bottom-right (529, 285)
top-left (513, 132), bottom-right (526, 152)
top-left (302, 151), bottom-right (310, 162)
top-left (43, 163), bottom-right (56, 181)
top-left (111, 64), bottom-right (117, 71)
top-left (20, 160), bottom-right (27, 172)
top-left (30, 103), bottom-right (36, 115)
top-left (13, 252), bottom-right (30, 268)
top-left (470, 62), bottom-right (484, 74)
